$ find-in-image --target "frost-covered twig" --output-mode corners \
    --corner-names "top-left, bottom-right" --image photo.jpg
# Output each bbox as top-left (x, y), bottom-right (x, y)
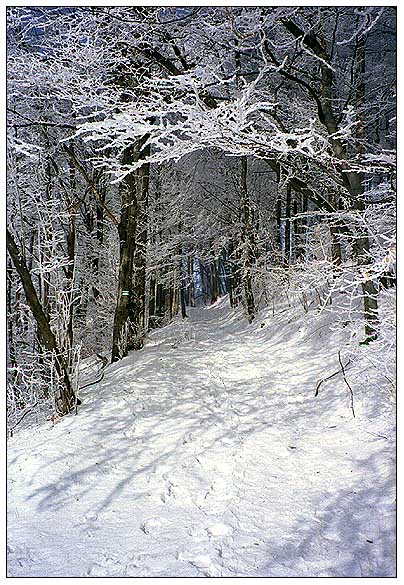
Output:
top-left (8, 401), bottom-right (38, 437)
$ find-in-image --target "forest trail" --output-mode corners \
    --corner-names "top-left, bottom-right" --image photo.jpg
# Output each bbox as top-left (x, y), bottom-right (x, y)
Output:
top-left (7, 297), bottom-right (395, 577)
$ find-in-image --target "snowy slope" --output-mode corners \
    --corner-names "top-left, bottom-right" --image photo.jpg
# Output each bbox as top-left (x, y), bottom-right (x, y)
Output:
top-left (7, 296), bottom-right (396, 577)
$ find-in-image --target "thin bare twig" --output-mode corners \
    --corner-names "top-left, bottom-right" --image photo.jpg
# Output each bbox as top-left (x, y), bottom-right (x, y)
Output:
top-left (338, 350), bottom-right (355, 418)
top-left (314, 357), bottom-right (351, 397)
top-left (63, 145), bottom-right (119, 227)
top-left (79, 355), bottom-right (108, 391)
top-left (8, 401), bottom-right (38, 436)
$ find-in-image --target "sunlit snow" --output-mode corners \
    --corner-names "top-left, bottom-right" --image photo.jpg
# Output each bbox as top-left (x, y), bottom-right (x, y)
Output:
top-left (7, 296), bottom-right (395, 577)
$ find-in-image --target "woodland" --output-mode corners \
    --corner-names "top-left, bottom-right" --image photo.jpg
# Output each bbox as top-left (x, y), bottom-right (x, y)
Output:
top-left (7, 6), bottom-right (396, 435)
top-left (6, 6), bottom-right (397, 578)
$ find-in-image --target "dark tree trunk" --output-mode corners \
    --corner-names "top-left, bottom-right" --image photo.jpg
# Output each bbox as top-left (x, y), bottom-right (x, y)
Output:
top-left (276, 194), bottom-right (282, 255)
top-left (111, 144), bottom-right (138, 362)
top-left (7, 259), bottom-right (17, 372)
top-left (210, 260), bottom-right (219, 304)
top-left (274, 167), bottom-right (283, 258)
top-left (295, 192), bottom-right (308, 260)
top-left (330, 225), bottom-right (343, 267)
top-left (148, 276), bottom-right (157, 329)
top-left (66, 214), bottom-right (76, 353)
top-left (199, 260), bottom-right (210, 305)
top-left (160, 283), bottom-right (165, 320)
top-left (352, 193), bottom-right (379, 339)
top-left (284, 183), bottom-right (292, 264)
top-left (352, 33), bottom-right (378, 339)
top-left (173, 275), bottom-right (179, 318)
top-left (180, 286), bottom-right (187, 319)
top-left (111, 137), bottom-right (150, 362)
top-left (167, 282), bottom-right (177, 320)
top-left (220, 249), bottom-right (231, 298)
top-left (282, 19), bottom-right (379, 339)
top-left (92, 197), bottom-right (105, 300)
top-left (7, 229), bottom-right (75, 414)
top-left (240, 157), bottom-right (256, 323)
top-left (187, 256), bottom-right (195, 307)
top-left (180, 257), bottom-right (188, 319)
top-left (156, 282), bottom-right (165, 321)
top-left (177, 224), bottom-right (188, 318)
top-left (218, 256), bottom-right (227, 296)
top-left (131, 155), bottom-right (150, 350)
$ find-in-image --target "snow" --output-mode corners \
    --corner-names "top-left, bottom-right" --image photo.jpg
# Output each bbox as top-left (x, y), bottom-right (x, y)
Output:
top-left (7, 296), bottom-right (395, 577)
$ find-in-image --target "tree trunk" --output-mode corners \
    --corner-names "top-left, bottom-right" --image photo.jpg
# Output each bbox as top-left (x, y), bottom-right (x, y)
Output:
top-left (156, 282), bottom-right (165, 321)
top-left (329, 225), bottom-right (343, 267)
top-left (7, 259), bottom-right (17, 372)
top-left (240, 157), bottom-right (256, 323)
top-left (131, 154), bottom-right (150, 350)
top-left (111, 137), bottom-right (150, 362)
top-left (199, 260), bottom-right (210, 305)
top-left (284, 183), bottom-right (291, 265)
top-left (179, 251), bottom-right (188, 319)
top-left (210, 260), bottom-right (219, 304)
top-left (66, 214), bottom-right (76, 354)
top-left (148, 275), bottom-right (157, 330)
top-left (282, 19), bottom-right (379, 339)
top-left (218, 255), bottom-right (227, 296)
top-left (351, 184), bottom-right (379, 339)
top-left (92, 196), bottom-right (105, 300)
top-left (352, 33), bottom-right (379, 339)
top-left (7, 229), bottom-right (75, 414)
top-left (295, 192), bottom-right (308, 260)
top-left (276, 193), bottom-right (282, 256)
top-left (111, 144), bottom-right (138, 362)
top-left (228, 239), bottom-right (242, 307)
top-left (187, 256), bottom-right (195, 307)
top-left (180, 285), bottom-right (187, 319)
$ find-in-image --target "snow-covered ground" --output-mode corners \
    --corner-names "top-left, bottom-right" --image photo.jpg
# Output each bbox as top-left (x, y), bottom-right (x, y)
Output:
top-left (7, 296), bottom-right (396, 577)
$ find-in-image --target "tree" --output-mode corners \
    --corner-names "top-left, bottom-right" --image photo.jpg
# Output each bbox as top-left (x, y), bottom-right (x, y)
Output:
top-left (7, 230), bottom-right (76, 414)
top-left (7, 7), bottom-right (395, 425)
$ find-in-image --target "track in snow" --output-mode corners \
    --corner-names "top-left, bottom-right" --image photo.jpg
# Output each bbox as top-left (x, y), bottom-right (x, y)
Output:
top-left (7, 297), bottom-right (396, 577)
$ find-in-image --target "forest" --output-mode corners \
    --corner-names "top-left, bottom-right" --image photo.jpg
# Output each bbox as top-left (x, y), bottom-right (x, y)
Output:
top-left (7, 6), bottom-right (396, 578)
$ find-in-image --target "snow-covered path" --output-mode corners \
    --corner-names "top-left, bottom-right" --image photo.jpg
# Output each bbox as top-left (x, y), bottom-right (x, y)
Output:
top-left (7, 298), bottom-right (396, 577)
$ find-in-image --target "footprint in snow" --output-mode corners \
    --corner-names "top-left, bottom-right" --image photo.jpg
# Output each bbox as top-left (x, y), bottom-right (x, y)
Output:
top-left (124, 562), bottom-right (143, 577)
top-left (207, 523), bottom-right (233, 538)
top-left (7, 544), bottom-right (38, 571)
top-left (177, 551), bottom-right (222, 577)
top-left (87, 564), bottom-right (107, 577)
top-left (141, 517), bottom-right (169, 535)
top-left (182, 432), bottom-right (195, 444)
top-left (220, 436), bottom-right (237, 446)
top-left (87, 551), bottom-right (124, 576)
top-left (160, 480), bottom-right (177, 503)
top-left (187, 523), bottom-right (232, 543)
top-left (188, 525), bottom-right (209, 541)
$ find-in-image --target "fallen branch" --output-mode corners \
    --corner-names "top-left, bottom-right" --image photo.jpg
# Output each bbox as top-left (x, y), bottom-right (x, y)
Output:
top-left (78, 354), bottom-right (108, 392)
top-left (79, 370), bottom-right (106, 392)
top-left (338, 350), bottom-right (355, 418)
top-left (314, 356), bottom-right (352, 397)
